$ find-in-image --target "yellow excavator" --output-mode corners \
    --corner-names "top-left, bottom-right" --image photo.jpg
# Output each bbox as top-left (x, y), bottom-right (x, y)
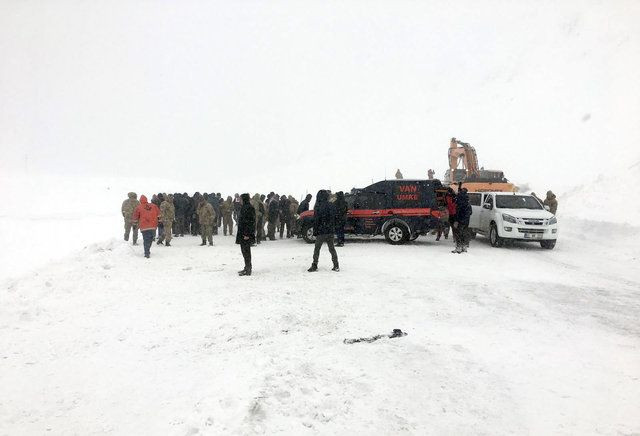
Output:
top-left (445, 137), bottom-right (517, 192)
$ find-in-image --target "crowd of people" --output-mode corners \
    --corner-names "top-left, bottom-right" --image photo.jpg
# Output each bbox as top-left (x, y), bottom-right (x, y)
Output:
top-left (120, 186), bottom-right (558, 271)
top-left (121, 190), bottom-right (339, 275)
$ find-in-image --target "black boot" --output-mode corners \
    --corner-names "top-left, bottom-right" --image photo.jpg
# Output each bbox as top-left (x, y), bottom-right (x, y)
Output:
top-left (308, 264), bottom-right (318, 272)
top-left (332, 264), bottom-right (340, 272)
top-left (200, 240), bottom-right (206, 246)
top-left (157, 240), bottom-right (163, 245)
top-left (165, 242), bottom-right (171, 247)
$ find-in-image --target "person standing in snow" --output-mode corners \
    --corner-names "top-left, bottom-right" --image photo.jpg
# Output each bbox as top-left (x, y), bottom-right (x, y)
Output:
top-left (334, 191), bottom-right (348, 247)
top-left (308, 190), bottom-right (339, 272)
top-left (197, 198), bottom-right (216, 246)
top-left (132, 195), bottom-right (160, 258)
top-left (288, 195), bottom-right (299, 234)
top-left (250, 194), bottom-right (264, 245)
top-left (220, 196), bottom-right (234, 236)
top-left (157, 194), bottom-right (175, 246)
top-left (533, 191), bottom-right (558, 215)
top-left (236, 193), bottom-right (256, 276)
top-left (395, 169), bottom-right (403, 179)
top-left (442, 188), bottom-right (457, 243)
top-left (267, 193), bottom-right (279, 241)
top-left (121, 192), bottom-right (140, 245)
top-left (279, 194), bottom-right (291, 238)
top-left (452, 187), bottom-right (472, 253)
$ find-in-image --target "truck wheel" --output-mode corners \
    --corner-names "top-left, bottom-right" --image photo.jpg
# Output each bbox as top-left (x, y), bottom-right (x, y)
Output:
top-left (489, 223), bottom-right (504, 247)
top-left (540, 240), bottom-right (556, 250)
top-left (385, 224), bottom-right (408, 245)
top-left (302, 225), bottom-right (316, 244)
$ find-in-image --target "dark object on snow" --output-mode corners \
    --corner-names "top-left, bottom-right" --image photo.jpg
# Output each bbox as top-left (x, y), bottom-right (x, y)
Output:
top-left (343, 329), bottom-right (407, 344)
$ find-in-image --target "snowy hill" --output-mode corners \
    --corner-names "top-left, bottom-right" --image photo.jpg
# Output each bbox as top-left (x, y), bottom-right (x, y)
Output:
top-left (0, 172), bottom-right (196, 280)
top-left (558, 160), bottom-right (640, 225)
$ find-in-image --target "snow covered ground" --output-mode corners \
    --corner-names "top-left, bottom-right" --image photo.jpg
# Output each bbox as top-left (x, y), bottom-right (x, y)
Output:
top-left (1, 216), bottom-right (639, 434)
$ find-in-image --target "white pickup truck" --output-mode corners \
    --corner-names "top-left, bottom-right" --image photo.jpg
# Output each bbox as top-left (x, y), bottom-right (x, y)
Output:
top-left (467, 192), bottom-right (558, 249)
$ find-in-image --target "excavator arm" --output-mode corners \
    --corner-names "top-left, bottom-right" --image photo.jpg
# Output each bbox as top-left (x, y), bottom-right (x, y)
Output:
top-left (448, 137), bottom-right (480, 182)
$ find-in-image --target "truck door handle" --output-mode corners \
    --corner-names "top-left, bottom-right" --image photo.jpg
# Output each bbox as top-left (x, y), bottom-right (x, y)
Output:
top-left (372, 211), bottom-right (380, 215)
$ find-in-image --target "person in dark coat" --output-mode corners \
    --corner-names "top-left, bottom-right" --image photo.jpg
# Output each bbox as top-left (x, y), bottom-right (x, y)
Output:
top-left (236, 193), bottom-right (256, 276)
top-left (452, 187), bottom-right (472, 253)
top-left (279, 195), bottom-right (291, 238)
top-left (334, 191), bottom-right (348, 247)
top-left (308, 190), bottom-right (339, 272)
top-left (267, 194), bottom-right (279, 240)
top-left (297, 194), bottom-right (312, 214)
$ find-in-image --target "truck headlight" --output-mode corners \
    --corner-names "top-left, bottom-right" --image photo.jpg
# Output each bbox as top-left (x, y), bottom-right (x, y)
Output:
top-left (549, 216), bottom-right (557, 225)
top-left (502, 213), bottom-right (516, 223)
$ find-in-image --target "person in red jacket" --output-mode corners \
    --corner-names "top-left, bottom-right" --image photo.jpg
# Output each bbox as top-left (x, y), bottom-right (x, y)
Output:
top-left (444, 188), bottom-right (457, 244)
top-left (132, 195), bottom-right (160, 258)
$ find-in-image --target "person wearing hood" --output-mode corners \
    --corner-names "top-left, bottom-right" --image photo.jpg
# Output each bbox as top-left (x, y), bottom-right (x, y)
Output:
top-left (157, 194), bottom-right (176, 246)
top-left (132, 195), bottom-right (160, 258)
top-left (533, 191), bottom-right (558, 215)
top-left (236, 193), bottom-right (256, 276)
top-left (452, 187), bottom-right (472, 253)
top-left (121, 192), bottom-right (140, 245)
top-left (308, 190), bottom-right (339, 272)
top-left (220, 196), bottom-right (234, 236)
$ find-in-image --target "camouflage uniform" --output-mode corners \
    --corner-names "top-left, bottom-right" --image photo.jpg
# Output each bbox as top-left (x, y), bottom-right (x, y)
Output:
top-left (288, 196), bottom-right (299, 237)
top-left (251, 194), bottom-right (264, 243)
top-left (158, 195), bottom-right (176, 245)
top-left (544, 191), bottom-right (558, 215)
top-left (221, 196), bottom-right (234, 236)
top-left (121, 192), bottom-right (140, 244)
top-left (198, 201), bottom-right (216, 245)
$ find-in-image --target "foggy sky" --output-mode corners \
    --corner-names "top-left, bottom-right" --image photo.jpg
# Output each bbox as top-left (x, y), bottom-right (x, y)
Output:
top-left (1, 0), bottom-right (639, 196)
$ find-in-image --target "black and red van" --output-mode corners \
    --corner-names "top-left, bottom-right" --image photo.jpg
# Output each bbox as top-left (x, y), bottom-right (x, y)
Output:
top-left (295, 179), bottom-right (446, 244)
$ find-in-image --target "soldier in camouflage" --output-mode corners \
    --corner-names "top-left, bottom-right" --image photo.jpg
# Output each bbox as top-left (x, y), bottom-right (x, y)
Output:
top-left (157, 194), bottom-right (176, 246)
top-left (221, 196), bottom-right (234, 236)
top-left (197, 198), bottom-right (216, 246)
top-left (121, 192), bottom-right (140, 245)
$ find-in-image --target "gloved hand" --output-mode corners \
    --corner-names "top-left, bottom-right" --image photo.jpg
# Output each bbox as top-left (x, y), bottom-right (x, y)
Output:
top-left (453, 222), bottom-right (459, 229)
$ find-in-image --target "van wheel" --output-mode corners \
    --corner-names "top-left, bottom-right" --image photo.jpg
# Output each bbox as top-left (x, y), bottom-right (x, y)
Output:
top-left (490, 223), bottom-right (503, 247)
top-left (540, 240), bottom-right (556, 250)
top-left (385, 224), bottom-right (408, 245)
top-left (302, 225), bottom-right (316, 244)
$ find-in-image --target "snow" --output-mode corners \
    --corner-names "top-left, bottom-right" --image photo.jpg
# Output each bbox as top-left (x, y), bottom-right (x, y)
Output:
top-left (556, 160), bottom-right (640, 225)
top-left (1, 172), bottom-right (640, 434)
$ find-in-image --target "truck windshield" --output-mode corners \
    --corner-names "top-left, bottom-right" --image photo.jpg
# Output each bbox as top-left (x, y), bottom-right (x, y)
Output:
top-left (496, 195), bottom-right (543, 210)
